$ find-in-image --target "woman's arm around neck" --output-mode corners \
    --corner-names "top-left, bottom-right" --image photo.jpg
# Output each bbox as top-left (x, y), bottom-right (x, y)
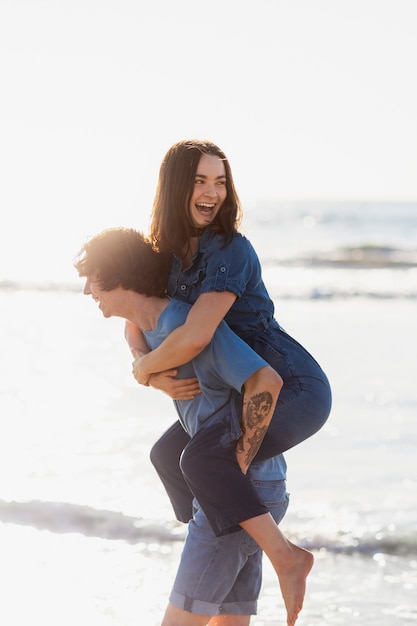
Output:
top-left (132, 290), bottom-right (237, 384)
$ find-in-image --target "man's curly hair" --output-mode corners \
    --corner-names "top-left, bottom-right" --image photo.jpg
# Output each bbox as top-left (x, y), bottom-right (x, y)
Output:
top-left (74, 227), bottom-right (171, 298)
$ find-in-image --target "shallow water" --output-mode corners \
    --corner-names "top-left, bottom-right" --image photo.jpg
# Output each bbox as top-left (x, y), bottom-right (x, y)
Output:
top-left (1, 289), bottom-right (416, 624)
top-left (1, 200), bottom-right (417, 624)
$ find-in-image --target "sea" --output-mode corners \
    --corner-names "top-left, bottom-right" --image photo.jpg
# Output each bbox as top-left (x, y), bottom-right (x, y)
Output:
top-left (0, 201), bottom-right (416, 625)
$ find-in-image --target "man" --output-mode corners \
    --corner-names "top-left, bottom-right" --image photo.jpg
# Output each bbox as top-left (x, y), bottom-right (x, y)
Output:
top-left (74, 227), bottom-right (312, 626)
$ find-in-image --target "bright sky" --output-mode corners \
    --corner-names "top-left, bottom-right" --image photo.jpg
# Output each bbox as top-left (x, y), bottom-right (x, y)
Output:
top-left (1, 0), bottom-right (416, 281)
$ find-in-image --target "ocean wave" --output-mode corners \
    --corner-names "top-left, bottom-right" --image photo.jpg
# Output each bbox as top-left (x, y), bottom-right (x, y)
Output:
top-left (2, 245), bottom-right (417, 301)
top-left (1, 279), bottom-right (416, 301)
top-left (273, 244), bottom-right (417, 270)
top-left (0, 500), bottom-right (185, 543)
top-left (298, 531), bottom-right (417, 557)
top-left (0, 280), bottom-right (80, 293)
top-left (1, 500), bottom-right (415, 556)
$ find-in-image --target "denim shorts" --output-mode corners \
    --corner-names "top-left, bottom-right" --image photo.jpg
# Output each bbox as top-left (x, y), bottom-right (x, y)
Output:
top-left (169, 479), bottom-right (289, 616)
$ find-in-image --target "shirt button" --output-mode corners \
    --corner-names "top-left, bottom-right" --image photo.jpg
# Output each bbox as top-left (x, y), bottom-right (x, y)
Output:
top-left (220, 266), bottom-right (226, 272)
top-left (180, 284), bottom-right (187, 291)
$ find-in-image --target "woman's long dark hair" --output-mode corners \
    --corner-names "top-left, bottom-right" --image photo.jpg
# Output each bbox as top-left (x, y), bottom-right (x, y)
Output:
top-left (149, 139), bottom-right (243, 256)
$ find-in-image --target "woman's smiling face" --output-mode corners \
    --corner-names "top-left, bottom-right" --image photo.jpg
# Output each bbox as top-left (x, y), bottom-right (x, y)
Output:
top-left (189, 153), bottom-right (227, 229)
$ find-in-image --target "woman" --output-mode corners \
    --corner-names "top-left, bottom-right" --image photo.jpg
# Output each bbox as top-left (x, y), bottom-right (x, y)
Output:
top-left (126, 139), bottom-right (332, 624)
top-left (127, 138), bottom-right (331, 510)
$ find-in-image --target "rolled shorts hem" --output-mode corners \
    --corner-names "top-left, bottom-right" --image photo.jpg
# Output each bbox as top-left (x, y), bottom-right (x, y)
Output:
top-left (169, 590), bottom-right (257, 616)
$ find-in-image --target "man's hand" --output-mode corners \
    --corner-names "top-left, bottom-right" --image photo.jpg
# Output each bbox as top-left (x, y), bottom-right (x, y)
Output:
top-left (148, 369), bottom-right (201, 400)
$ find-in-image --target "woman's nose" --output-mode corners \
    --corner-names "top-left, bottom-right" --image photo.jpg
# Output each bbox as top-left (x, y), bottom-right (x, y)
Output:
top-left (204, 183), bottom-right (217, 197)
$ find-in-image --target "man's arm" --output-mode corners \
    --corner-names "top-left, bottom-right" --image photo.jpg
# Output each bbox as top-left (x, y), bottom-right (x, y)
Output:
top-left (236, 366), bottom-right (283, 474)
top-left (125, 320), bottom-right (149, 359)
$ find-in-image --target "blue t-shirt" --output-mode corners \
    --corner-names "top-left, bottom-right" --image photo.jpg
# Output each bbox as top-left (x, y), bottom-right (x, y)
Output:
top-left (167, 230), bottom-right (281, 335)
top-left (143, 299), bottom-right (267, 436)
top-left (142, 298), bottom-right (287, 480)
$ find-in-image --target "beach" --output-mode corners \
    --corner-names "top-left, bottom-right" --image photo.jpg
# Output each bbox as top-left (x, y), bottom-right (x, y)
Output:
top-left (0, 202), bottom-right (416, 625)
top-left (1, 0), bottom-right (417, 620)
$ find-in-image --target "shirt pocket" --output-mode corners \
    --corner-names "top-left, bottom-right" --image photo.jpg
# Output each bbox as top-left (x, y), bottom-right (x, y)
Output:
top-left (174, 268), bottom-right (205, 305)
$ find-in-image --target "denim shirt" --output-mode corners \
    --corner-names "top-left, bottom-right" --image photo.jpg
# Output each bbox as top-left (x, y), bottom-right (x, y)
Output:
top-left (166, 229), bottom-right (280, 336)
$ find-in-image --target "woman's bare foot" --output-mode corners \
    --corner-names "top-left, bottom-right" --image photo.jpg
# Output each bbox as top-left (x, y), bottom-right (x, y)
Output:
top-left (275, 542), bottom-right (314, 626)
top-left (239, 514), bottom-right (313, 625)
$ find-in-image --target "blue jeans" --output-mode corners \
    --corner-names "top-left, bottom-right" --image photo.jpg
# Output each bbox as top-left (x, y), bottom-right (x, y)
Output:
top-left (169, 479), bottom-right (289, 616)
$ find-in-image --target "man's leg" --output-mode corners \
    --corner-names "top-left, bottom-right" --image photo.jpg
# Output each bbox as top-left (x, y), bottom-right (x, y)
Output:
top-left (162, 605), bottom-right (251, 626)
top-left (166, 504), bottom-right (260, 623)
top-left (208, 615), bottom-right (250, 626)
top-left (161, 603), bottom-right (209, 626)
top-left (162, 603), bottom-right (251, 626)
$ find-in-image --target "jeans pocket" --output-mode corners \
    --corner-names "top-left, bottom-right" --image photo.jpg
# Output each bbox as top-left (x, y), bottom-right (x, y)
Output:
top-left (250, 479), bottom-right (289, 525)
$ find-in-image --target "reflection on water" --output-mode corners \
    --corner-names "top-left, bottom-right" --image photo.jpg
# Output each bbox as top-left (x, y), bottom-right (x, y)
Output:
top-left (0, 289), bottom-right (416, 625)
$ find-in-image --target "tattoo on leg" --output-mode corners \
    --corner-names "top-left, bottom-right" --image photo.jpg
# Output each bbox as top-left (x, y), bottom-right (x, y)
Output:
top-left (244, 426), bottom-right (268, 466)
top-left (238, 391), bottom-right (273, 468)
top-left (245, 391), bottom-right (273, 429)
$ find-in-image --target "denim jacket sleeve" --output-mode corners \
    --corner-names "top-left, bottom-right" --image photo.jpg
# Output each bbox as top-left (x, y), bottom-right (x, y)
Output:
top-left (199, 233), bottom-right (258, 297)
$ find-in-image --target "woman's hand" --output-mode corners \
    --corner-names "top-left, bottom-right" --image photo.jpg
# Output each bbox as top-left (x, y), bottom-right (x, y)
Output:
top-left (148, 369), bottom-right (201, 400)
top-left (132, 356), bottom-right (201, 399)
top-left (132, 291), bottom-right (237, 375)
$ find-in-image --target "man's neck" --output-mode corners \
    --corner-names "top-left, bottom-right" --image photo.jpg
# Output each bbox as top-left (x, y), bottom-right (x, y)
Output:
top-left (128, 293), bottom-right (170, 332)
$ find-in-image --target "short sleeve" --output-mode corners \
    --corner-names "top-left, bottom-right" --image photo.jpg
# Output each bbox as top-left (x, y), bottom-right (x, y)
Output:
top-left (199, 234), bottom-right (257, 298)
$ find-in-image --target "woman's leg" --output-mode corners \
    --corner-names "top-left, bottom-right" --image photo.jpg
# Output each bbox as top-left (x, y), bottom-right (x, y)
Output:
top-left (254, 379), bottom-right (332, 460)
top-left (151, 332), bottom-right (331, 529)
top-left (180, 415), bottom-right (269, 535)
top-left (240, 514), bottom-right (314, 626)
top-left (150, 421), bottom-right (194, 523)
top-left (245, 330), bottom-right (332, 460)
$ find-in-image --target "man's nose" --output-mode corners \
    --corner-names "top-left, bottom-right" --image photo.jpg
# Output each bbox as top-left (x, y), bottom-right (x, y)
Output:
top-left (83, 279), bottom-right (92, 295)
